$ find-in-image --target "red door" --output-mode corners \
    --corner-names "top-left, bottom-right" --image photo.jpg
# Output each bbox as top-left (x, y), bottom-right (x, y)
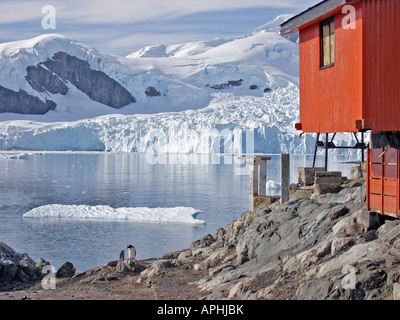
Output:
top-left (367, 148), bottom-right (400, 218)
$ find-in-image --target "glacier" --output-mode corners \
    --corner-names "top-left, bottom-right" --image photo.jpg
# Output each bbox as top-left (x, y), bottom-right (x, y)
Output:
top-left (0, 85), bottom-right (316, 154)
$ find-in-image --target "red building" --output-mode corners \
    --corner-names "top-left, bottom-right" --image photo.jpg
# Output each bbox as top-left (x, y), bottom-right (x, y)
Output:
top-left (281, 0), bottom-right (400, 218)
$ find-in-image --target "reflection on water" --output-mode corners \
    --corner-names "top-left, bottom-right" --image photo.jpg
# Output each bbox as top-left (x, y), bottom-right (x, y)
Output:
top-left (0, 152), bottom-right (361, 271)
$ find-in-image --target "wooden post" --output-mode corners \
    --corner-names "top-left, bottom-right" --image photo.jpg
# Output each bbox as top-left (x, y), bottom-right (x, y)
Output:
top-left (281, 154), bottom-right (290, 203)
top-left (239, 156), bottom-right (271, 212)
top-left (361, 132), bottom-right (365, 163)
top-left (258, 159), bottom-right (267, 196)
top-left (313, 133), bottom-right (320, 168)
top-left (253, 162), bottom-right (259, 196)
top-left (325, 133), bottom-right (329, 171)
top-left (248, 162), bottom-right (256, 212)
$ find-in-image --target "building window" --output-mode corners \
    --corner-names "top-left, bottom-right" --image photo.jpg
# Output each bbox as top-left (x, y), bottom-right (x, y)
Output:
top-left (321, 18), bottom-right (335, 68)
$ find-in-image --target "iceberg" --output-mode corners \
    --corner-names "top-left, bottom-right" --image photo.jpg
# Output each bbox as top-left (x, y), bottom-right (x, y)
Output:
top-left (23, 204), bottom-right (205, 225)
top-left (266, 180), bottom-right (281, 190)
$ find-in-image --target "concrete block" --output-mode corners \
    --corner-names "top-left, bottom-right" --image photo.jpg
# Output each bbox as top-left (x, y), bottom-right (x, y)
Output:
top-left (314, 171), bottom-right (342, 194)
top-left (361, 162), bottom-right (366, 174)
top-left (289, 189), bottom-right (313, 200)
top-left (355, 209), bottom-right (383, 232)
top-left (298, 167), bottom-right (325, 186)
top-left (253, 196), bottom-right (280, 209)
top-left (351, 165), bottom-right (364, 180)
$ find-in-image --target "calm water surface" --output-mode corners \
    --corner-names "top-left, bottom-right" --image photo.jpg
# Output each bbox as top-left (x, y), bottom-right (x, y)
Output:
top-left (0, 152), bottom-right (359, 271)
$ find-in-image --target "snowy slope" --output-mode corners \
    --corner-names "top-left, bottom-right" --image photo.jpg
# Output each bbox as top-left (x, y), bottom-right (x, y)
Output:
top-left (124, 28), bottom-right (299, 88)
top-left (253, 14), bottom-right (299, 43)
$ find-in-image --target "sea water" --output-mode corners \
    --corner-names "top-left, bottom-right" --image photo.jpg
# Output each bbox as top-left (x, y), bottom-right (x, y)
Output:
top-left (0, 152), bottom-right (360, 272)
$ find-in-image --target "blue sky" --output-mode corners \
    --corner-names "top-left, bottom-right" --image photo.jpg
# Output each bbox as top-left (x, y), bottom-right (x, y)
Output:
top-left (0, 0), bottom-right (317, 56)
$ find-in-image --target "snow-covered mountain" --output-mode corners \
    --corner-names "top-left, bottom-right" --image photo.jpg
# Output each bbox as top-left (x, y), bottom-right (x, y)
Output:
top-left (0, 15), bottom-right (328, 155)
top-left (253, 14), bottom-right (299, 43)
top-left (0, 16), bottom-right (299, 116)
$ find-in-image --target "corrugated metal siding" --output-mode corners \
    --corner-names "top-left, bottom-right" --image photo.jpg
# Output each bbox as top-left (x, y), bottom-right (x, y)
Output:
top-left (367, 147), bottom-right (400, 218)
top-left (363, 0), bottom-right (400, 131)
top-left (298, 1), bottom-right (363, 133)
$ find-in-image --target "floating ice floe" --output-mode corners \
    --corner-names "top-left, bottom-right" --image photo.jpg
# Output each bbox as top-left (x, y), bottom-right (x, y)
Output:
top-left (23, 204), bottom-right (205, 225)
top-left (0, 152), bottom-right (29, 159)
top-left (266, 180), bottom-right (281, 190)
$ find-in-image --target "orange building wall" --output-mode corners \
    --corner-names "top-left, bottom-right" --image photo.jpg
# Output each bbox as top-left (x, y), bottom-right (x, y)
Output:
top-left (362, 0), bottom-right (400, 132)
top-left (367, 147), bottom-right (400, 218)
top-left (298, 2), bottom-right (364, 133)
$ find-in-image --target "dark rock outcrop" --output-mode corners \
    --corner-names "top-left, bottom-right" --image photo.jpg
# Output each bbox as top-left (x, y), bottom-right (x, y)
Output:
top-left (0, 242), bottom-right (42, 285)
top-left (0, 85), bottom-right (56, 114)
top-left (40, 52), bottom-right (135, 108)
top-left (145, 86), bottom-right (161, 97)
top-left (0, 51), bottom-right (136, 115)
top-left (26, 64), bottom-right (69, 95)
top-left (206, 79), bottom-right (243, 90)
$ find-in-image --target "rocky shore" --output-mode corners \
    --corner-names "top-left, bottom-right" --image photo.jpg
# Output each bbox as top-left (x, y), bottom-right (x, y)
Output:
top-left (1, 180), bottom-right (400, 300)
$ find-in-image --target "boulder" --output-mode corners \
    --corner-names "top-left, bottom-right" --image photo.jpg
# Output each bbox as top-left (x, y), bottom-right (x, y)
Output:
top-left (140, 259), bottom-right (176, 279)
top-left (125, 259), bottom-right (140, 272)
top-left (330, 237), bottom-right (356, 256)
top-left (116, 259), bottom-right (130, 273)
top-left (19, 254), bottom-right (40, 278)
top-left (0, 261), bottom-right (18, 284)
top-left (332, 209), bottom-right (383, 237)
top-left (0, 242), bottom-right (41, 284)
top-left (36, 258), bottom-right (51, 272)
top-left (194, 259), bottom-right (217, 271)
top-left (56, 261), bottom-right (76, 278)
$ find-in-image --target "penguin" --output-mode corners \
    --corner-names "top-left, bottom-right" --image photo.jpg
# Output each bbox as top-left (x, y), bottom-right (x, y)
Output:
top-left (127, 244), bottom-right (136, 260)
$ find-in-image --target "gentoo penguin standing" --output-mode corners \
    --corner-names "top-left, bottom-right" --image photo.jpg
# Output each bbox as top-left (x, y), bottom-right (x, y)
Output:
top-left (127, 244), bottom-right (136, 260)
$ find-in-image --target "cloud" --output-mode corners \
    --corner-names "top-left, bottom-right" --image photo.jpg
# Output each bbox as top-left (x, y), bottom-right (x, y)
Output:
top-left (0, 0), bottom-right (317, 56)
top-left (0, 0), bottom-right (317, 25)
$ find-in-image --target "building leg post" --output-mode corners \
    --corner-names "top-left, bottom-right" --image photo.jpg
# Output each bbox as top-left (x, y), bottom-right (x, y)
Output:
top-left (313, 133), bottom-right (320, 168)
top-left (325, 133), bottom-right (329, 171)
top-left (258, 159), bottom-right (267, 196)
top-left (248, 162), bottom-right (255, 212)
top-left (281, 154), bottom-right (290, 203)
